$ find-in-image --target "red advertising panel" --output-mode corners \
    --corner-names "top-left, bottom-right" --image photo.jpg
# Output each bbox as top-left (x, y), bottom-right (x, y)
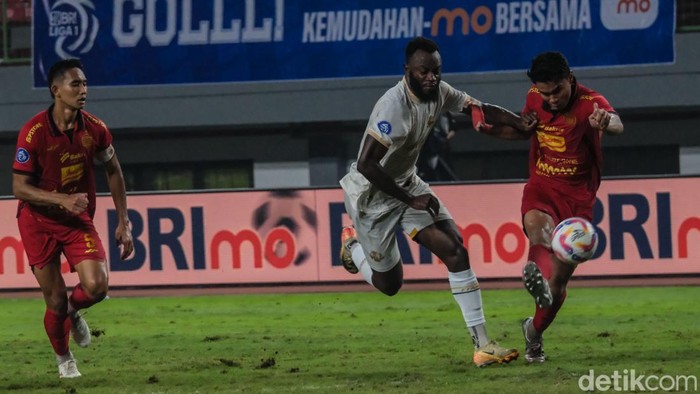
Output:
top-left (1, 178), bottom-right (699, 290)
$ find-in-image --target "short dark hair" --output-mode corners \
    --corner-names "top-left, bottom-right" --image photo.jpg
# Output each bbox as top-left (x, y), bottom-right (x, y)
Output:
top-left (405, 36), bottom-right (439, 63)
top-left (48, 58), bottom-right (84, 98)
top-left (527, 52), bottom-right (571, 84)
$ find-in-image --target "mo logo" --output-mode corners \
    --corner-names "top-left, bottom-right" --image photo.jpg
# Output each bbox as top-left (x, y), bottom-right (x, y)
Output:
top-left (617, 0), bottom-right (652, 13)
top-left (430, 6), bottom-right (492, 36)
top-left (601, 0), bottom-right (658, 30)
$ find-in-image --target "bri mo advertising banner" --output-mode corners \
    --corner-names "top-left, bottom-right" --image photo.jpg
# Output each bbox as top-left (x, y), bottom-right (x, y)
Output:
top-left (33, 0), bottom-right (675, 87)
top-left (1, 177), bottom-right (699, 290)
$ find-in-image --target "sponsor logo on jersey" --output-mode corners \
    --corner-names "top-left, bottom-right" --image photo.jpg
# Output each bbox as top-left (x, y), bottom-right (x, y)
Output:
top-left (84, 113), bottom-right (106, 128)
top-left (61, 163), bottom-right (85, 186)
top-left (536, 157), bottom-right (578, 177)
top-left (377, 121), bottom-right (392, 135)
top-left (16, 148), bottom-right (30, 164)
top-left (81, 134), bottom-right (94, 149)
top-left (25, 122), bottom-right (42, 143)
top-left (60, 152), bottom-right (86, 164)
top-left (536, 129), bottom-right (567, 153)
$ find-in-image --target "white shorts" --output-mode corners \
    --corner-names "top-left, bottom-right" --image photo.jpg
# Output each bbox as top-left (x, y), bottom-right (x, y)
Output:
top-left (342, 175), bottom-right (452, 272)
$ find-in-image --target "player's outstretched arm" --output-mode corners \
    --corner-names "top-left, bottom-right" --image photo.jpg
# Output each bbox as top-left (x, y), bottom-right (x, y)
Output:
top-left (467, 104), bottom-right (537, 140)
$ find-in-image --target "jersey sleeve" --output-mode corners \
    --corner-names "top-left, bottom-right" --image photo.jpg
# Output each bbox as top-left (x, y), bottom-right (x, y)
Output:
top-left (592, 94), bottom-right (614, 113)
top-left (366, 95), bottom-right (409, 148)
top-left (13, 121), bottom-right (41, 174)
top-left (522, 87), bottom-right (539, 114)
top-left (578, 92), bottom-right (615, 125)
top-left (94, 126), bottom-right (115, 163)
top-left (440, 81), bottom-right (471, 112)
top-left (96, 125), bottom-right (113, 152)
top-left (85, 113), bottom-right (113, 151)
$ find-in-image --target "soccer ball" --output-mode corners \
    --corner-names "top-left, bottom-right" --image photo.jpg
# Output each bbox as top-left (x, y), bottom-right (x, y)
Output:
top-left (251, 190), bottom-right (317, 266)
top-left (551, 217), bottom-right (599, 265)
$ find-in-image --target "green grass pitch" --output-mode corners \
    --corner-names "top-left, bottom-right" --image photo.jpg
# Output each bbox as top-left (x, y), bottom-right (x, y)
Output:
top-left (1, 286), bottom-right (698, 393)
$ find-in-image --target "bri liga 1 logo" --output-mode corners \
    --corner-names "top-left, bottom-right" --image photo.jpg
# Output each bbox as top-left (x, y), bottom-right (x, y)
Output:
top-left (45, 0), bottom-right (99, 58)
top-left (16, 148), bottom-right (30, 164)
top-left (377, 121), bottom-right (392, 135)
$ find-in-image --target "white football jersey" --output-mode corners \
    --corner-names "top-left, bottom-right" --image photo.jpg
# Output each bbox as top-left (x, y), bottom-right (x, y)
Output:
top-left (340, 77), bottom-right (474, 209)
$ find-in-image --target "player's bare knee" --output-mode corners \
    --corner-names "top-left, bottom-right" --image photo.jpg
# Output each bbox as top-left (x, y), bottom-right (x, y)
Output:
top-left (45, 292), bottom-right (69, 313)
top-left (93, 289), bottom-right (108, 303)
top-left (81, 279), bottom-right (108, 301)
top-left (374, 274), bottom-right (403, 296)
top-left (93, 287), bottom-right (108, 302)
top-left (442, 245), bottom-right (470, 271)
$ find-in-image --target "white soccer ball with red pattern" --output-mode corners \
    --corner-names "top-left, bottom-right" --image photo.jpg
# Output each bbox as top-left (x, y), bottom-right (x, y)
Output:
top-left (551, 217), bottom-right (599, 265)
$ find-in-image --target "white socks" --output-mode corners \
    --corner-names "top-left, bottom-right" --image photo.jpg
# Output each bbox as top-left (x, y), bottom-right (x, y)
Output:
top-left (56, 351), bottom-right (74, 364)
top-left (349, 247), bottom-right (490, 348)
top-left (449, 269), bottom-right (489, 349)
top-left (350, 243), bottom-right (374, 286)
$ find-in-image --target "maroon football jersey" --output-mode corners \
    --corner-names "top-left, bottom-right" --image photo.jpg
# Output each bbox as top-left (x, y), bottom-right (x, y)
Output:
top-left (523, 83), bottom-right (614, 194)
top-left (13, 105), bottom-right (112, 219)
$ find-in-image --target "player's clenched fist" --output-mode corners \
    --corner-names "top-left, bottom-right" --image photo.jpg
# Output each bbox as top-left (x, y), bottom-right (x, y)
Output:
top-left (409, 193), bottom-right (440, 218)
top-left (588, 102), bottom-right (611, 130)
top-left (61, 193), bottom-right (89, 215)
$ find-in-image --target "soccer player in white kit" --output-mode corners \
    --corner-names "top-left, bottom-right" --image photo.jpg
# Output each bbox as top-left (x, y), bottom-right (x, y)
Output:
top-left (340, 37), bottom-right (537, 367)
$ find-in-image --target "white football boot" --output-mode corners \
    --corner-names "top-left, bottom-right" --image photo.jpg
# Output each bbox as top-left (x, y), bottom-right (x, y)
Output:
top-left (58, 358), bottom-right (82, 378)
top-left (70, 311), bottom-right (91, 348)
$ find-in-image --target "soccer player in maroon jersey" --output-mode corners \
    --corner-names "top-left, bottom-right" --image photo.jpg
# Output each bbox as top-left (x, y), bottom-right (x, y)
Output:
top-left (12, 59), bottom-right (133, 378)
top-left (478, 52), bottom-right (623, 363)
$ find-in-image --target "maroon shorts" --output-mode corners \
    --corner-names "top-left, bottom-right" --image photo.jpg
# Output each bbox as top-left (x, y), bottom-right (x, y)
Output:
top-left (17, 206), bottom-right (106, 270)
top-left (521, 180), bottom-right (595, 225)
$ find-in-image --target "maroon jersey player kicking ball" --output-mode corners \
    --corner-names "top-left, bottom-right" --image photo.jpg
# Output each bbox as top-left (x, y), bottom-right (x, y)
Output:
top-left (478, 51), bottom-right (623, 363)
